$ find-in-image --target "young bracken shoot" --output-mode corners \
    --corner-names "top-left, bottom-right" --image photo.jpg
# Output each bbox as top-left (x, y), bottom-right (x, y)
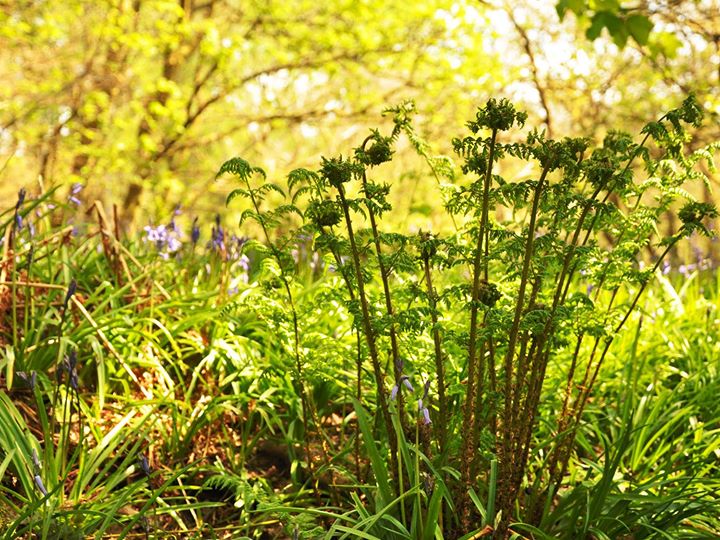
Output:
top-left (218, 95), bottom-right (717, 538)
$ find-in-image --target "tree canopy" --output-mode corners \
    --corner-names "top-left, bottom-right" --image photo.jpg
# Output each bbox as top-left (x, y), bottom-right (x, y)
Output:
top-left (1, 0), bottom-right (717, 224)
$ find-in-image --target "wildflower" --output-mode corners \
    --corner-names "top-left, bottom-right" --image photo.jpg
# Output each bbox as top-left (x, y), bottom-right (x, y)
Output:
top-left (190, 217), bottom-right (200, 245)
top-left (662, 260), bottom-right (671, 275)
top-left (64, 279), bottom-right (77, 310)
top-left (138, 453), bottom-right (151, 477)
top-left (421, 406), bottom-right (432, 425)
top-left (31, 448), bottom-right (41, 471)
top-left (34, 474), bottom-right (48, 497)
top-left (143, 223), bottom-right (183, 259)
top-left (68, 367), bottom-right (79, 391)
top-left (310, 252), bottom-right (323, 273)
top-left (228, 234), bottom-right (249, 260)
top-left (16, 370), bottom-right (36, 391)
top-left (16, 188), bottom-right (26, 209)
top-left (239, 254), bottom-right (250, 273)
top-left (68, 183), bottom-right (83, 206)
top-left (210, 215), bottom-right (226, 252)
top-left (60, 350), bottom-right (79, 391)
top-left (679, 263), bottom-right (697, 278)
top-left (418, 379), bottom-right (432, 425)
top-left (391, 375), bottom-right (414, 400)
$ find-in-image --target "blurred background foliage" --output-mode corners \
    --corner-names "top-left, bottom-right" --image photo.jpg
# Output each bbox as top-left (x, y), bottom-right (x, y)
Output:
top-left (1, 0), bottom-right (718, 230)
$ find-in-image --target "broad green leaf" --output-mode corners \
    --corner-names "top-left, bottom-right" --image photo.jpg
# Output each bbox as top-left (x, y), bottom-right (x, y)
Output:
top-left (627, 14), bottom-right (653, 45)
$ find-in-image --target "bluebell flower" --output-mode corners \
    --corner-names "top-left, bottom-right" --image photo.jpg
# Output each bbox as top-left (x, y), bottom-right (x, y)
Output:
top-left (662, 260), bottom-right (671, 275)
top-left (61, 350), bottom-right (79, 391)
top-left (143, 223), bottom-right (183, 259)
top-left (68, 183), bottom-right (83, 206)
top-left (31, 448), bottom-right (41, 471)
top-left (14, 187), bottom-right (27, 228)
top-left (310, 252), bottom-right (323, 273)
top-left (209, 215), bottom-right (226, 253)
top-left (138, 453), bottom-right (151, 477)
top-left (34, 474), bottom-right (48, 496)
top-left (64, 279), bottom-right (77, 310)
top-left (239, 254), bottom-right (250, 273)
top-left (422, 405), bottom-right (432, 425)
top-left (227, 234), bottom-right (249, 261)
top-left (679, 263), bottom-right (697, 277)
top-left (419, 379), bottom-right (432, 425)
top-left (391, 375), bottom-right (414, 400)
top-left (16, 370), bottom-right (37, 391)
top-left (16, 188), bottom-right (26, 208)
top-left (190, 217), bottom-right (200, 245)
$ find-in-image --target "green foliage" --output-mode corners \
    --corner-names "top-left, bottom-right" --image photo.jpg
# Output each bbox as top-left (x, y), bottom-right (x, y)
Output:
top-left (215, 95), bottom-right (718, 537)
top-left (1, 92), bottom-right (718, 539)
top-left (557, 0), bottom-right (655, 47)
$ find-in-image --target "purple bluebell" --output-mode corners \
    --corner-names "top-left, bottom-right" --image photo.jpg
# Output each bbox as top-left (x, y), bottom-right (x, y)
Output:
top-left (31, 448), bottom-right (41, 470)
top-left (168, 204), bottom-right (181, 231)
top-left (210, 215), bottom-right (226, 253)
top-left (239, 254), bottom-right (250, 272)
top-left (310, 252), bottom-right (323, 273)
top-left (34, 474), bottom-right (48, 496)
top-left (391, 375), bottom-right (414, 400)
top-left (17, 370), bottom-right (36, 391)
top-left (662, 260), bottom-right (671, 275)
top-left (138, 453), bottom-right (151, 477)
top-left (419, 379), bottom-right (432, 425)
top-left (143, 223), bottom-right (183, 258)
top-left (64, 279), bottom-right (77, 310)
top-left (16, 188), bottom-right (26, 208)
top-left (190, 217), bottom-right (200, 245)
top-left (679, 263), bottom-right (697, 277)
top-left (68, 183), bottom-right (83, 206)
top-left (69, 369), bottom-right (79, 391)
